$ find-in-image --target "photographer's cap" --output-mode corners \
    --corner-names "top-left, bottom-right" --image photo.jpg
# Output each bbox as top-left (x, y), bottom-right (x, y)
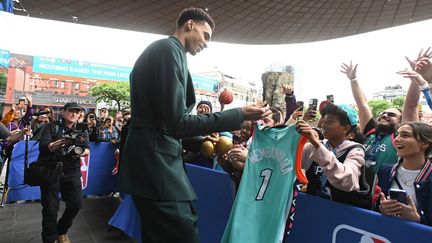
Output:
top-left (63, 102), bottom-right (83, 111)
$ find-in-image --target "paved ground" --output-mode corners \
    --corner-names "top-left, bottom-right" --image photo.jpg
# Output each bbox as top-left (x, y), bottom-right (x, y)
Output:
top-left (0, 195), bottom-right (135, 243)
top-left (0, 158), bottom-right (135, 243)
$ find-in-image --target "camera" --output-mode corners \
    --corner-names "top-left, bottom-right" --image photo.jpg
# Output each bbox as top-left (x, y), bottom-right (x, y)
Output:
top-left (59, 123), bottom-right (88, 157)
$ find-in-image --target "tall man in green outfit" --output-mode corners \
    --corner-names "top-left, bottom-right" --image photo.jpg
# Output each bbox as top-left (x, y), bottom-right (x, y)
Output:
top-left (119, 8), bottom-right (271, 243)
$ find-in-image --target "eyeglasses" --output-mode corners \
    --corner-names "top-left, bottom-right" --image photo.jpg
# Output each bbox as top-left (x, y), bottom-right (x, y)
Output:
top-left (379, 111), bottom-right (400, 118)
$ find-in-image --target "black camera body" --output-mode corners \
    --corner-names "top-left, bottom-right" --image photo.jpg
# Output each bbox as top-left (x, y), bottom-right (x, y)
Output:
top-left (59, 123), bottom-right (88, 158)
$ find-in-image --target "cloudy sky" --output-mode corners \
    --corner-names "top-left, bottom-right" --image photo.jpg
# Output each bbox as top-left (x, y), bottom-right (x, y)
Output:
top-left (1, 11), bottom-right (432, 105)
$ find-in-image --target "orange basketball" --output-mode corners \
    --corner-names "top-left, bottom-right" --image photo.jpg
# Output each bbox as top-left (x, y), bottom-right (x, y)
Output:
top-left (219, 89), bottom-right (233, 105)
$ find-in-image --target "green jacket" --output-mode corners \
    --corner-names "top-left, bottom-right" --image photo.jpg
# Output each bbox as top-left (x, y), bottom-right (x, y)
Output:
top-left (119, 36), bottom-right (243, 201)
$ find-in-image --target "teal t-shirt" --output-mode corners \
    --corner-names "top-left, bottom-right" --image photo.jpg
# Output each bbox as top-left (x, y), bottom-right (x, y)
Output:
top-left (222, 125), bottom-right (301, 243)
top-left (364, 133), bottom-right (398, 175)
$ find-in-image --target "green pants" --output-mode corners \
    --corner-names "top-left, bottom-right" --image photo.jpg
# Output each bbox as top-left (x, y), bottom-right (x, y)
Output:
top-left (132, 195), bottom-right (199, 243)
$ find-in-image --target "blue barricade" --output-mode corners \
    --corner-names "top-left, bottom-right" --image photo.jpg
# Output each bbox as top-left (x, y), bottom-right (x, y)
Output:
top-left (287, 193), bottom-right (432, 242)
top-left (109, 164), bottom-right (432, 243)
top-left (7, 143), bottom-right (432, 242)
top-left (7, 141), bottom-right (118, 202)
top-left (109, 164), bottom-right (235, 243)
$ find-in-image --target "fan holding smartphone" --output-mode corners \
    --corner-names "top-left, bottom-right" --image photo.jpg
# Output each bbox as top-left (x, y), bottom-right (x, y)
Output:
top-left (388, 188), bottom-right (408, 205)
top-left (377, 122), bottom-right (432, 225)
top-left (303, 99), bottom-right (318, 122)
top-left (293, 101), bottom-right (304, 120)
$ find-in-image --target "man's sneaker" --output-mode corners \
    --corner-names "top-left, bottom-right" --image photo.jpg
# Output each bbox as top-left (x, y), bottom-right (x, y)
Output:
top-left (58, 234), bottom-right (71, 243)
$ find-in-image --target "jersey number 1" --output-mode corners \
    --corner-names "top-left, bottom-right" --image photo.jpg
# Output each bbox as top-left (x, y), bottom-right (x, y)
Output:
top-left (256, 169), bottom-right (273, 200)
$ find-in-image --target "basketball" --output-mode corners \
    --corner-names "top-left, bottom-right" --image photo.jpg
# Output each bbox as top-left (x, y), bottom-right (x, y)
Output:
top-left (201, 140), bottom-right (215, 158)
top-left (219, 89), bottom-right (234, 105)
top-left (215, 136), bottom-right (233, 154)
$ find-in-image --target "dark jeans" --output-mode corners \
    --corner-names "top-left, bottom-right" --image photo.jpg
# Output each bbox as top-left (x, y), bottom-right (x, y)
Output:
top-left (132, 195), bottom-right (199, 243)
top-left (40, 172), bottom-right (82, 243)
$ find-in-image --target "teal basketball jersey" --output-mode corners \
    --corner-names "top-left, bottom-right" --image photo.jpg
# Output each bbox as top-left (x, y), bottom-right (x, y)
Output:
top-left (364, 133), bottom-right (398, 175)
top-left (221, 125), bottom-right (302, 243)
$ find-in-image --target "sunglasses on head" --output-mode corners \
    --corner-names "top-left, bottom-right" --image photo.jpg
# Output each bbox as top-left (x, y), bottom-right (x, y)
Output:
top-left (379, 111), bottom-right (399, 118)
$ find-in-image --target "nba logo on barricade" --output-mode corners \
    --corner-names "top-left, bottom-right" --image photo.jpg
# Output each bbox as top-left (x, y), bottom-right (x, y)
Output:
top-left (80, 154), bottom-right (90, 189)
top-left (332, 224), bottom-right (390, 243)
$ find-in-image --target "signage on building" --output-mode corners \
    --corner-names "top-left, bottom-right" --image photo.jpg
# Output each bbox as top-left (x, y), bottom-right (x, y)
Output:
top-left (0, 49), bottom-right (10, 68)
top-left (14, 92), bottom-right (96, 107)
top-left (192, 75), bottom-right (219, 93)
top-left (51, 97), bottom-right (96, 106)
top-left (32, 56), bottom-right (132, 82)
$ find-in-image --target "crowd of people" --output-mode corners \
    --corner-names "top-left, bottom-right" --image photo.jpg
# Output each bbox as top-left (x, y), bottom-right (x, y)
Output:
top-left (0, 99), bottom-right (131, 181)
top-left (188, 48), bottom-right (432, 229)
top-left (0, 100), bottom-right (130, 243)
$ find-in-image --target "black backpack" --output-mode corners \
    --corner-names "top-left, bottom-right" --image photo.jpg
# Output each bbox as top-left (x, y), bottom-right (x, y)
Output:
top-left (305, 144), bottom-right (373, 209)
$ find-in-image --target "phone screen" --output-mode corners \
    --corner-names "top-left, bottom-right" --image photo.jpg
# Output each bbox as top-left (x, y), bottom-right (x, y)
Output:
top-left (309, 99), bottom-right (318, 111)
top-left (389, 188), bottom-right (408, 204)
top-left (326, 95), bottom-right (334, 103)
top-left (232, 134), bottom-right (241, 144)
top-left (296, 101), bottom-right (304, 111)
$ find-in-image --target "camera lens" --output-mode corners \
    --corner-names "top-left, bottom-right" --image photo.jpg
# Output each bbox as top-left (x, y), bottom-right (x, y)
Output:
top-left (73, 146), bottom-right (84, 155)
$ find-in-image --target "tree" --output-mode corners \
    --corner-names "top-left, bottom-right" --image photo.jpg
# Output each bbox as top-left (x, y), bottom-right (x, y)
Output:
top-left (367, 99), bottom-right (392, 118)
top-left (0, 73), bottom-right (7, 95)
top-left (391, 96), bottom-right (405, 110)
top-left (90, 82), bottom-right (130, 111)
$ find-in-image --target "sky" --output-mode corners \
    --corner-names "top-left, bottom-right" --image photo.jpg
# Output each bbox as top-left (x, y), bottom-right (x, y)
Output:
top-left (1, 11), bottom-right (432, 105)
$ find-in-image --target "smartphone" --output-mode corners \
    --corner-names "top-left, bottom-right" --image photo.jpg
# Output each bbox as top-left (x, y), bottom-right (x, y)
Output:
top-left (232, 134), bottom-right (241, 144)
top-left (309, 98), bottom-right (318, 111)
top-left (88, 114), bottom-right (95, 119)
top-left (326, 95), bottom-right (334, 103)
top-left (388, 188), bottom-right (408, 204)
top-left (296, 101), bottom-right (304, 111)
top-left (18, 97), bottom-right (26, 109)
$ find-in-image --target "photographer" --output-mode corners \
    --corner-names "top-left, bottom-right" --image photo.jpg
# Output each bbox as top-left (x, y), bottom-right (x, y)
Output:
top-left (38, 102), bottom-right (90, 243)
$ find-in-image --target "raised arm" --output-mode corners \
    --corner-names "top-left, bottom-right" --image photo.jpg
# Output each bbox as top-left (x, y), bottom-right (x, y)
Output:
top-left (340, 61), bottom-right (372, 132)
top-left (401, 48), bottom-right (432, 122)
top-left (281, 83), bottom-right (297, 123)
top-left (397, 69), bottom-right (432, 111)
top-left (416, 56), bottom-right (432, 82)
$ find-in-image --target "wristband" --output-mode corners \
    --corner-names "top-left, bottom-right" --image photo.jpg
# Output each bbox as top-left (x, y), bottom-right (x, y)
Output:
top-left (420, 83), bottom-right (429, 90)
top-left (350, 77), bottom-right (357, 82)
